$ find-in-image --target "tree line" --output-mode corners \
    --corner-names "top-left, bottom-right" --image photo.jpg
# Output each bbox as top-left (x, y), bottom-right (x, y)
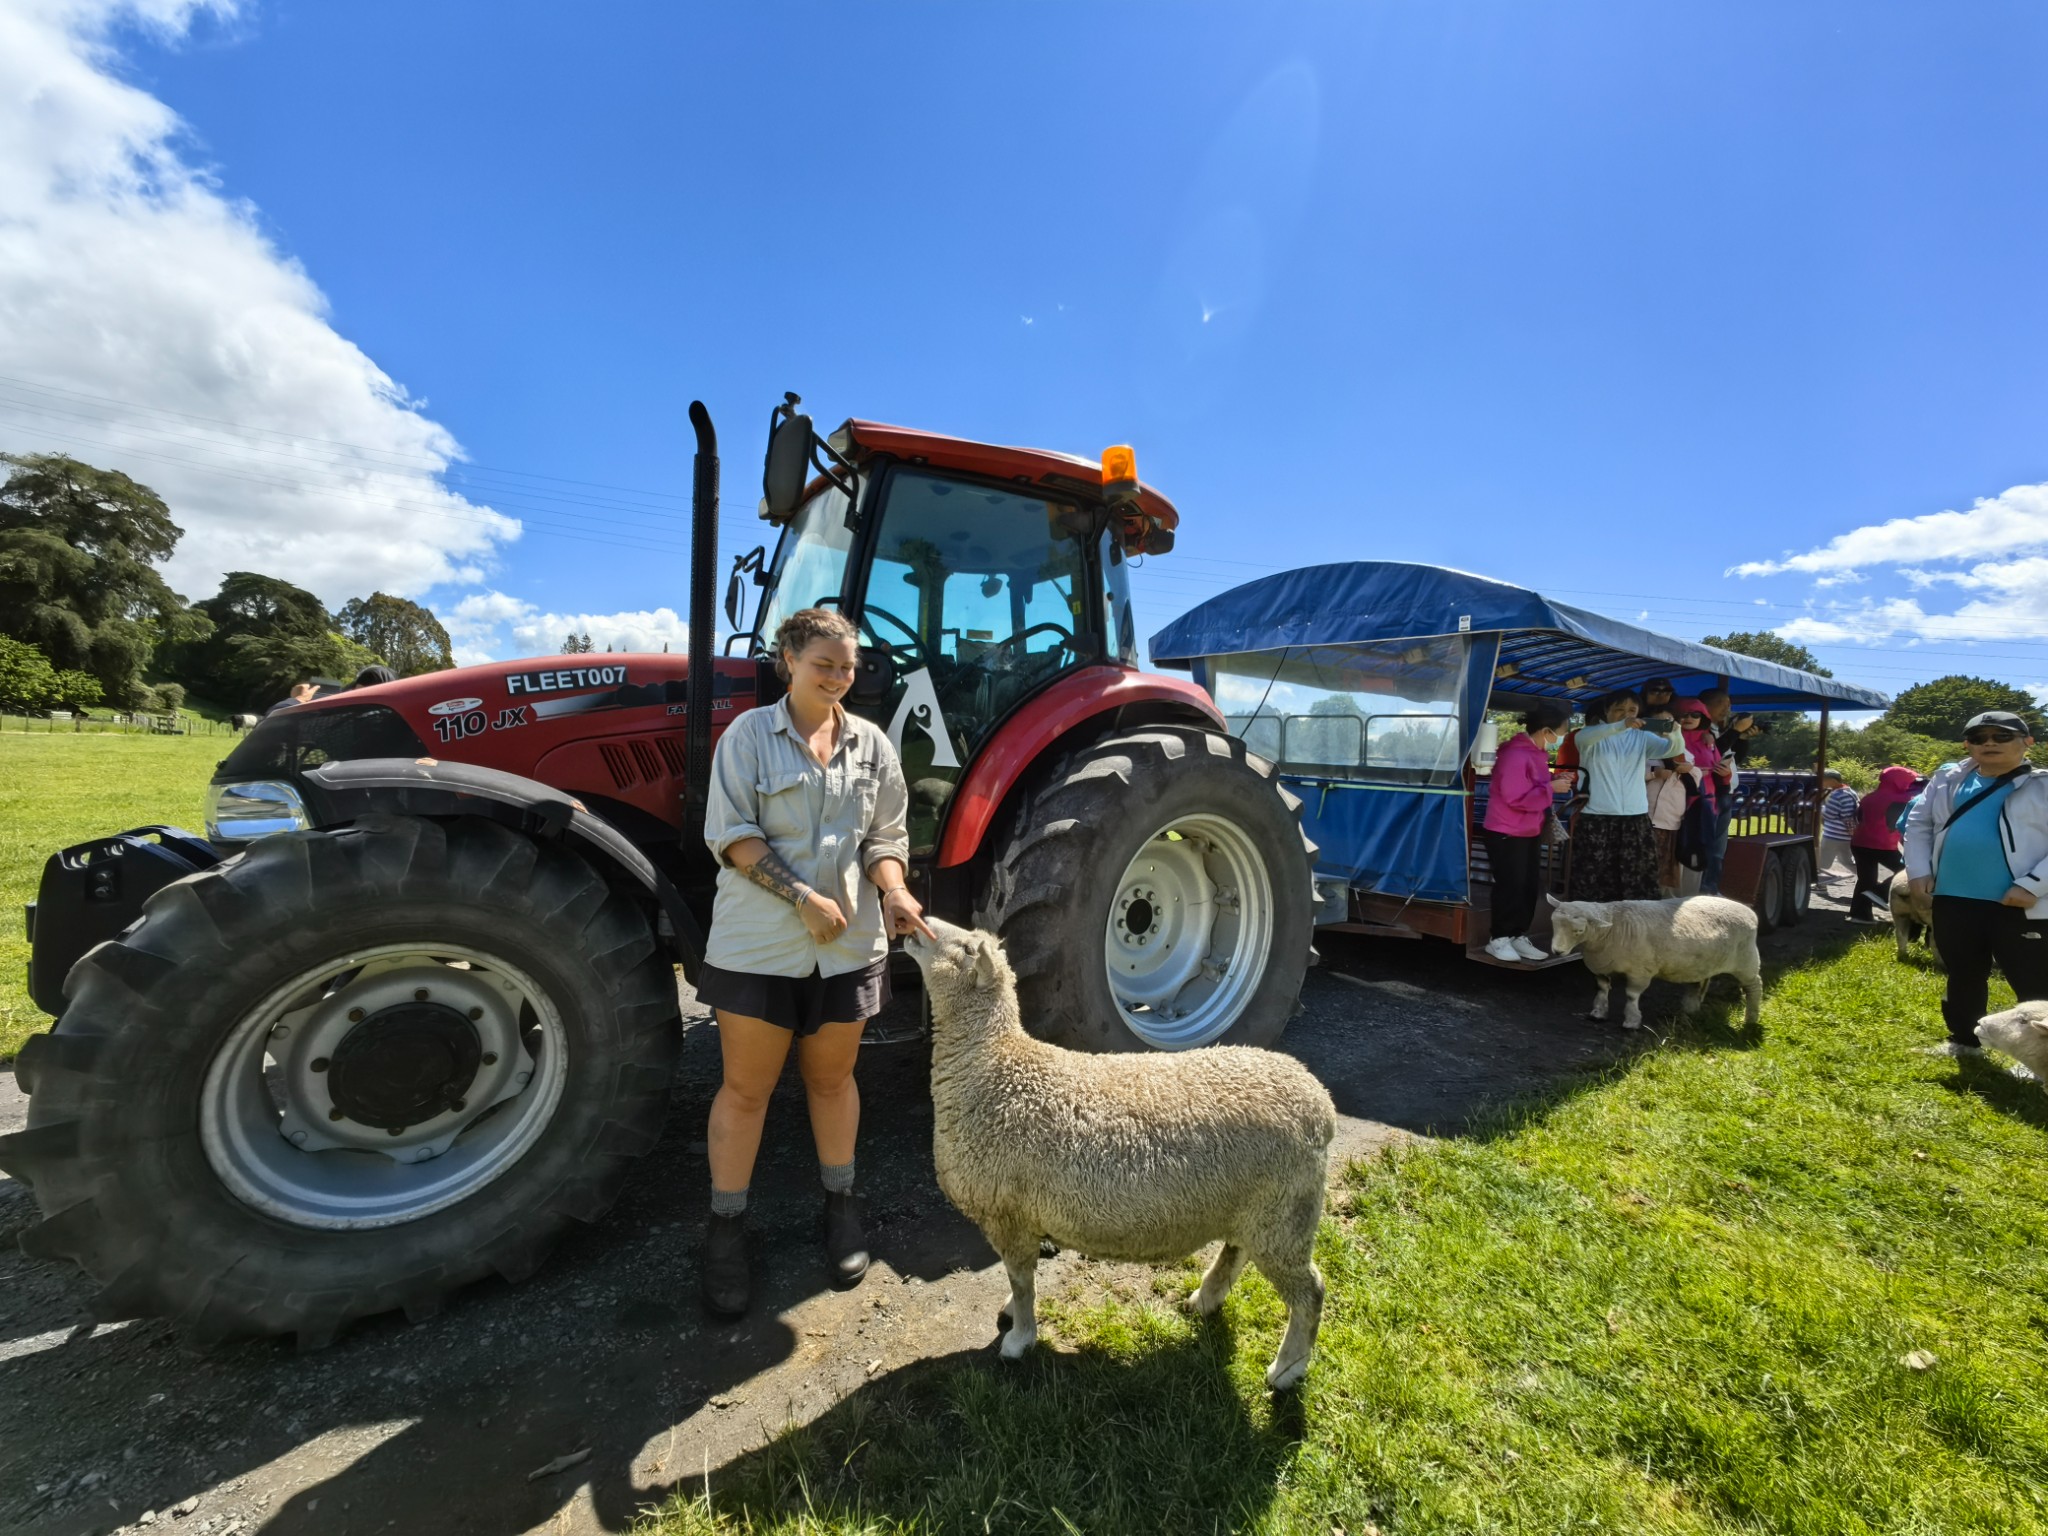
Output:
top-left (0, 452), bottom-right (453, 714)
top-left (1701, 630), bottom-right (2045, 785)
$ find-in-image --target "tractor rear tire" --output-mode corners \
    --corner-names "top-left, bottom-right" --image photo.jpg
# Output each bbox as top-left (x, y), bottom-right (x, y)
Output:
top-left (976, 726), bottom-right (1316, 1052)
top-left (0, 815), bottom-right (679, 1348)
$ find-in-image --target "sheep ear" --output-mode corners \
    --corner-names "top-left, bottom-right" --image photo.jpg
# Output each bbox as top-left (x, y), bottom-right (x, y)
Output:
top-left (1586, 914), bottom-right (1612, 934)
top-left (1545, 893), bottom-right (1562, 908)
top-left (970, 934), bottom-right (1001, 990)
top-left (2029, 1015), bottom-right (2048, 1035)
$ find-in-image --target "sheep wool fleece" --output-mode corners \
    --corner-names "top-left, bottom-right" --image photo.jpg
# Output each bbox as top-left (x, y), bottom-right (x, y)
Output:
top-left (907, 918), bottom-right (1335, 1390)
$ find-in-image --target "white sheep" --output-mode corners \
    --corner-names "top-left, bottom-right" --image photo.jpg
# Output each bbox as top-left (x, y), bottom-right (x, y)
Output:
top-left (904, 918), bottom-right (1335, 1390)
top-left (1975, 1000), bottom-right (2048, 1084)
top-left (1887, 871), bottom-right (1943, 967)
top-left (1547, 894), bottom-right (1763, 1030)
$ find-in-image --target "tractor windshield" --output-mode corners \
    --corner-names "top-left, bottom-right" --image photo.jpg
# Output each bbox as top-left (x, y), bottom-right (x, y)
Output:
top-left (756, 480), bottom-right (856, 644)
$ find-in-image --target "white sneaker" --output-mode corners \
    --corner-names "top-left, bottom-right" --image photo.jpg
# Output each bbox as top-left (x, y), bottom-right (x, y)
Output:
top-left (1484, 938), bottom-right (1524, 963)
top-left (1510, 936), bottom-right (1548, 962)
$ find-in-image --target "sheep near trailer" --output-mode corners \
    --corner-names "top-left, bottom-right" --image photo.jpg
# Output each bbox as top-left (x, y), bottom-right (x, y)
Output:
top-left (1148, 561), bottom-right (1888, 965)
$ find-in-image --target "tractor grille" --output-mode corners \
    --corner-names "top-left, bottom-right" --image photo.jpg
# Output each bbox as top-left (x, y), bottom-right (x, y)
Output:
top-left (598, 737), bottom-right (686, 790)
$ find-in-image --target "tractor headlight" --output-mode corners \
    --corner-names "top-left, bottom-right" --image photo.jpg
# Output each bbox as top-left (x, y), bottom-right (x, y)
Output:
top-left (206, 780), bottom-right (311, 841)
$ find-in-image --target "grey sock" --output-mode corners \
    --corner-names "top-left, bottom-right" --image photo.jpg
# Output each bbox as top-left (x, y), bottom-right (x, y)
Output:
top-left (710, 1187), bottom-right (747, 1217)
top-left (819, 1160), bottom-right (855, 1195)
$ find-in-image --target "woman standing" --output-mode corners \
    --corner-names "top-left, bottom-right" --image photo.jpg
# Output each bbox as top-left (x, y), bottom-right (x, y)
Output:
top-left (697, 608), bottom-right (933, 1317)
top-left (1482, 700), bottom-right (1573, 962)
top-left (1570, 690), bottom-right (1685, 903)
top-left (1849, 765), bottom-right (1920, 924)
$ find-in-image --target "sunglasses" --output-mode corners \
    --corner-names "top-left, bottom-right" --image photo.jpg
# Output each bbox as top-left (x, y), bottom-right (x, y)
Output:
top-left (1965, 729), bottom-right (2023, 745)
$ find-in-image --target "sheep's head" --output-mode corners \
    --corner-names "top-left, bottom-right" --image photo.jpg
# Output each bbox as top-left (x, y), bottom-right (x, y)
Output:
top-left (1545, 894), bottom-right (1610, 956)
top-left (903, 916), bottom-right (1011, 1019)
top-left (1976, 999), bottom-right (2048, 1057)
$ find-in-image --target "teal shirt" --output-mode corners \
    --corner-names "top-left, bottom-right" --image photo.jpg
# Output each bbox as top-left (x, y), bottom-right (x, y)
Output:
top-left (1934, 770), bottom-right (2016, 901)
top-left (1577, 718), bottom-right (1683, 816)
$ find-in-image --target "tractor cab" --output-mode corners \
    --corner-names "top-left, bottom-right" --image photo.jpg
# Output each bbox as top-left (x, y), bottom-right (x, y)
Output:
top-left (741, 402), bottom-right (1167, 853)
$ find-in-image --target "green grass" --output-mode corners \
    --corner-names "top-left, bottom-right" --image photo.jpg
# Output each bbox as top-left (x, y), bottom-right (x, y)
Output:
top-left (0, 731), bottom-right (226, 1060)
top-left (642, 944), bottom-right (2048, 1536)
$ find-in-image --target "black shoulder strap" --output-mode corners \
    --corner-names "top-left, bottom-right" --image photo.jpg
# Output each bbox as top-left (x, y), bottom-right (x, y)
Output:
top-left (1941, 763), bottom-right (2031, 833)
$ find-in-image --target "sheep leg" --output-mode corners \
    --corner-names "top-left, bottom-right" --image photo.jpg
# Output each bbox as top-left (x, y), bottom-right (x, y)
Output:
top-left (996, 1246), bottom-right (1039, 1360)
top-left (1681, 981), bottom-right (1705, 1016)
top-left (1588, 974), bottom-right (1612, 1021)
top-left (1255, 1257), bottom-right (1326, 1391)
top-left (1894, 916), bottom-right (1913, 962)
top-left (1621, 976), bottom-right (1650, 1030)
top-left (1739, 969), bottom-right (1762, 1028)
top-left (1194, 1243), bottom-right (1250, 1316)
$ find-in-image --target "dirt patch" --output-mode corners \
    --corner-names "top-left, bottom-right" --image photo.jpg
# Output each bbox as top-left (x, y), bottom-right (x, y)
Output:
top-left (0, 894), bottom-right (1860, 1535)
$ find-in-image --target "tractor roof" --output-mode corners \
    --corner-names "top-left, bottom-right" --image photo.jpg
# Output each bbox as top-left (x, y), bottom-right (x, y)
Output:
top-left (834, 419), bottom-right (1181, 536)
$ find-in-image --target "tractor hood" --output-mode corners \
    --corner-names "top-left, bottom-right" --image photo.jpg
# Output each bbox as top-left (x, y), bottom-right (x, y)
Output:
top-left (212, 652), bottom-right (761, 832)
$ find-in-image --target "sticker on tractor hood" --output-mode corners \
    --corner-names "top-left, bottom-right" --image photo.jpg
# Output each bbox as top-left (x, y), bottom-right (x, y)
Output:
top-left (505, 666), bottom-right (629, 696)
top-left (428, 697), bottom-right (484, 716)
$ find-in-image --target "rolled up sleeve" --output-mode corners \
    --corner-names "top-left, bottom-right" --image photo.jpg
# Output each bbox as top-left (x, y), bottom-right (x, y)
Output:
top-left (860, 745), bottom-right (911, 873)
top-left (704, 719), bottom-right (768, 865)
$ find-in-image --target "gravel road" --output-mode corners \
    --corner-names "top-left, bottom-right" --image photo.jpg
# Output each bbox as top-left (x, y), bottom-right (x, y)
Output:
top-left (0, 896), bottom-right (1858, 1536)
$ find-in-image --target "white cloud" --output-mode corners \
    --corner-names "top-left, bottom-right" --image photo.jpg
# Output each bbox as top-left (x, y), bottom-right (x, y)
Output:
top-left (440, 590), bottom-right (691, 666)
top-left (1731, 479), bottom-right (2048, 648)
top-left (1730, 481), bottom-right (2048, 581)
top-left (0, 0), bottom-right (519, 609)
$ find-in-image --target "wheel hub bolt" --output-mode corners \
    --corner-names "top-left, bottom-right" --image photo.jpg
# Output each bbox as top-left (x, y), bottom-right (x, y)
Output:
top-left (328, 1107), bottom-right (345, 1122)
top-left (388, 1125), bottom-right (407, 1137)
top-left (449, 1099), bottom-right (467, 1113)
top-left (348, 1008), bottom-right (365, 1022)
top-left (414, 988), bottom-right (430, 1001)
top-left (481, 1052), bottom-right (498, 1066)
top-left (468, 1007), bottom-right (483, 1021)
top-left (288, 1130), bottom-right (307, 1147)
top-left (311, 1057), bottom-right (330, 1073)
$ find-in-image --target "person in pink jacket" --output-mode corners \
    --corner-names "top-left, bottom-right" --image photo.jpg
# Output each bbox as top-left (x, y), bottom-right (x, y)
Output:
top-left (1849, 765), bottom-right (1920, 923)
top-left (1482, 699), bottom-right (1574, 962)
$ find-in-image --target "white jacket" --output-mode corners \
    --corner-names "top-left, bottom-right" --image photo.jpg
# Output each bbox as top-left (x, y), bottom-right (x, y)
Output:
top-left (1901, 762), bottom-right (2048, 918)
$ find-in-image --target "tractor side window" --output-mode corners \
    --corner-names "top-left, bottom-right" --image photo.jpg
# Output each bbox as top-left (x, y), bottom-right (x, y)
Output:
top-left (755, 482), bottom-right (855, 644)
top-left (1101, 531), bottom-right (1139, 666)
top-left (851, 469), bottom-right (1098, 851)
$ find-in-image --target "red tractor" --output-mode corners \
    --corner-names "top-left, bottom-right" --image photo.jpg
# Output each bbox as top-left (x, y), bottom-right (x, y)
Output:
top-left (6, 397), bottom-right (1315, 1346)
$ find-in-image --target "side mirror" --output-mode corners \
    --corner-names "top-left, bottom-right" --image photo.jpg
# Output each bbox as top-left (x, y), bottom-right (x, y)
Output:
top-left (761, 405), bottom-right (814, 522)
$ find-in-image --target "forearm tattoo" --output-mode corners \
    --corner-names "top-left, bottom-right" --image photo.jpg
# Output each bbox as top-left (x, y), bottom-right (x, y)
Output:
top-left (740, 847), bottom-right (811, 906)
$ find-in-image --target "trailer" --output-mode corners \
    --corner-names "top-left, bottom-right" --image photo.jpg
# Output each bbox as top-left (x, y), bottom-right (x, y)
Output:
top-left (1149, 562), bottom-right (1889, 965)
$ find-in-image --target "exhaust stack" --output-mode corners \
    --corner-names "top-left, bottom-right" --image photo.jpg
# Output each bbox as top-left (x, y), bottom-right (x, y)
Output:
top-left (685, 400), bottom-right (719, 839)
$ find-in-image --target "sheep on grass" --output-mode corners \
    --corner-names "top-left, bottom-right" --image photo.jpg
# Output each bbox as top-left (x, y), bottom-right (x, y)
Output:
top-left (1547, 894), bottom-right (1763, 1030)
top-left (1976, 1000), bottom-right (2048, 1085)
top-left (903, 918), bottom-right (1335, 1390)
top-left (1887, 871), bottom-right (1943, 968)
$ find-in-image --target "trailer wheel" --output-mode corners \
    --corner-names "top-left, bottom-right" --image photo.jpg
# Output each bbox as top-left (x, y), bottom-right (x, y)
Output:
top-left (1779, 845), bottom-right (1812, 925)
top-left (1753, 849), bottom-right (1787, 934)
top-left (0, 816), bottom-right (679, 1348)
top-left (977, 727), bottom-right (1316, 1051)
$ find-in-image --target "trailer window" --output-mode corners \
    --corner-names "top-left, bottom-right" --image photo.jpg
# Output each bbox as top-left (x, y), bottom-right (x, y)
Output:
top-left (1211, 636), bottom-right (1469, 786)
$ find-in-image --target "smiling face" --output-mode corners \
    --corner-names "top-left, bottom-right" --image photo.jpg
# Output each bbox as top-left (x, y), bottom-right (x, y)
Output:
top-left (784, 634), bottom-right (859, 713)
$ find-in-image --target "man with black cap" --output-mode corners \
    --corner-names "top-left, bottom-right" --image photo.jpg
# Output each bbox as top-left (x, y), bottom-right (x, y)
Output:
top-left (1902, 710), bottom-right (2048, 1056)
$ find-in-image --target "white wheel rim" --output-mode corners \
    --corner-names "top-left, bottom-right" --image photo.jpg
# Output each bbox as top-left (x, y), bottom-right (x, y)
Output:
top-left (200, 943), bottom-right (568, 1230)
top-left (1103, 813), bottom-right (1275, 1049)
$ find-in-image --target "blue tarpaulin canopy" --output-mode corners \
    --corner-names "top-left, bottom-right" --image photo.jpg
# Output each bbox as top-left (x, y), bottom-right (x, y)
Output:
top-left (1149, 561), bottom-right (1889, 713)
top-left (1149, 562), bottom-right (1887, 908)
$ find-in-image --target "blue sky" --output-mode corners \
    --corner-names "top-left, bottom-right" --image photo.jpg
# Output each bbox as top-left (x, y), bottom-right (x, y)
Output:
top-left (7, 1), bottom-right (2048, 706)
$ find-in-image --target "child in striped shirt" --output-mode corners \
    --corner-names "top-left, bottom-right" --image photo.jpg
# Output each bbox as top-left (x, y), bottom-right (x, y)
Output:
top-left (1819, 768), bottom-right (1858, 888)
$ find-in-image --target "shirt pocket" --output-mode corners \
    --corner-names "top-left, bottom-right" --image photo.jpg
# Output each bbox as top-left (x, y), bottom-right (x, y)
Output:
top-left (755, 769), bottom-right (811, 842)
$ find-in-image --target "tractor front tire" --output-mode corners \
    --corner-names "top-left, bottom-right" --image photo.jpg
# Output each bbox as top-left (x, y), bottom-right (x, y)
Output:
top-left (1, 815), bottom-right (679, 1348)
top-left (977, 727), bottom-right (1316, 1051)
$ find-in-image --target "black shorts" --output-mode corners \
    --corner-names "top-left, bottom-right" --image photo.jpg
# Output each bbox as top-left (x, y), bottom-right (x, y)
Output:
top-left (695, 957), bottom-right (892, 1035)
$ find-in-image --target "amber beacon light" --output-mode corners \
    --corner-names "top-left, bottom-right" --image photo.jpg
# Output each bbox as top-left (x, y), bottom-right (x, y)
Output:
top-left (1100, 444), bottom-right (1139, 505)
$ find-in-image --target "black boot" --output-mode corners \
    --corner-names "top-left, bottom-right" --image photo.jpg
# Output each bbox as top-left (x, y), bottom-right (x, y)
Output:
top-left (701, 1211), bottom-right (750, 1317)
top-left (822, 1190), bottom-right (869, 1289)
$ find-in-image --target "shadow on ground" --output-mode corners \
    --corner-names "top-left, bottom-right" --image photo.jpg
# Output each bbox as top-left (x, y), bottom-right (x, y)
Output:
top-left (648, 1323), bottom-right (1305, 1536)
